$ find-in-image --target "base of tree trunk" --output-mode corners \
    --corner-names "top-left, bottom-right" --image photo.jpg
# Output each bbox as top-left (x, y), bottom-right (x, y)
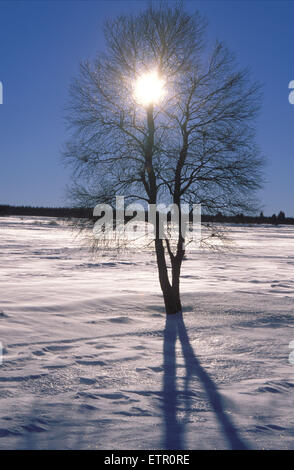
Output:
top-left (163, 293), bottom-right (182, 315)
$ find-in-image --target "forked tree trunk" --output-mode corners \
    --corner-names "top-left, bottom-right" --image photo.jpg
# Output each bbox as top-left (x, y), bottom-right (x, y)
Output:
top-left (146, 104), bottom-right (184, 314)
top-left (155, 238), bottom-right (183, 314)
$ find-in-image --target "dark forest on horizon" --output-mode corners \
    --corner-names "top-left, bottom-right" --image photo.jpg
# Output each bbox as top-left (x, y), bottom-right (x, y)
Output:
top-left (0, 204), bottom-right (293, 226)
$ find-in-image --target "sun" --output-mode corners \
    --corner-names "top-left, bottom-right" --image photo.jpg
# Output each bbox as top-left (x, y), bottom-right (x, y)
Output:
top-left (134, 70), bottom-right (165, 107)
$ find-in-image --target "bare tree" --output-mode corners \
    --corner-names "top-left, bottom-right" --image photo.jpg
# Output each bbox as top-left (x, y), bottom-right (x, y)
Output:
top-left (64, 3), bottom-right (264, 314)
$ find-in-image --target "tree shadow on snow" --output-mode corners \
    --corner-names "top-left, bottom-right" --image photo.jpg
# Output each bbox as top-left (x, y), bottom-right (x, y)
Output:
top-left (162, 312), bottom-right (248, 450)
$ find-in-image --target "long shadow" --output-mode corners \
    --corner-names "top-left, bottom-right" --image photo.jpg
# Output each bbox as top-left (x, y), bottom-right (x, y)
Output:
top-left (163, 314), bottom-right (185, 449)
top-left (162, 313), bottom-right (248, 450)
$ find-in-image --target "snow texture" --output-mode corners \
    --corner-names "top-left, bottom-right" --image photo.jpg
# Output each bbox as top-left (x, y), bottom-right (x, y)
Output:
top-left (0, 216), bottom-right (293, 449)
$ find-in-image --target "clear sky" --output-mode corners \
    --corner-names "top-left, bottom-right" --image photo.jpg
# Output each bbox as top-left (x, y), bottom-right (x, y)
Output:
top-left (0, 0), bottom-right (293, 215)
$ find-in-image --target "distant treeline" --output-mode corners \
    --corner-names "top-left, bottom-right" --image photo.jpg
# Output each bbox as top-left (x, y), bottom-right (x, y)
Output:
top-left (0, 205), bottom-right (293, 225)
top-left (204, 210), bottom-right (294, 225)
top-left (0, 205), bottom-right (92, 219)
top-left (0, 205), bottom-right (294, 225)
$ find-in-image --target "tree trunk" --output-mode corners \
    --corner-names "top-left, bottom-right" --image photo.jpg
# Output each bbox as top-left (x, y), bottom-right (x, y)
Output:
top-left (155, 238), bottom-right (182, 314)
top-left (171, 257), bottom-right (182, 313)
top-left (145, 104), bottom-right (183, 314)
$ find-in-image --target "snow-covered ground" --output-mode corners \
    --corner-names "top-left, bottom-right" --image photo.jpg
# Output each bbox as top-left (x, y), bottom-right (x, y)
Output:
top-left (0, 216), bottom-right (293, 449)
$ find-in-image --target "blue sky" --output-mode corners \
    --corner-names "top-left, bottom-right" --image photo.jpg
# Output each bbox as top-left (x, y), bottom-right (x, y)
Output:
top-left (0, 0), bottom-right (293, 215)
